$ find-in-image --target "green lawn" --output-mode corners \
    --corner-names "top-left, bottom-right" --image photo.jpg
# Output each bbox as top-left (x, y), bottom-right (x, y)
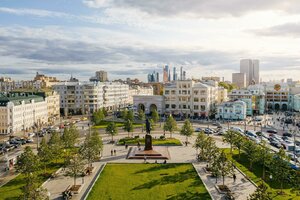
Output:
top-left (92, 121), bottom-right (143, 129)
top-left (0, 161), bottom-right (63, 200)
top-left (118, 137), bottom-right (182, 146)
top-left (87, 163), bottom-right (211, 200)
top-left (223, 148), bottom-right (300, 200)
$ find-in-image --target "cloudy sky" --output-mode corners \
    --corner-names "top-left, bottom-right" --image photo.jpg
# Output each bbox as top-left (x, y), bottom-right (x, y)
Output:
top-left (0, 0), bottom-right (300, 82)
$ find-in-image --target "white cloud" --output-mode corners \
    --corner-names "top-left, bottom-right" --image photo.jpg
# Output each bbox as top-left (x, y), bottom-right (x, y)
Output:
top-left (0, 7), bottom-right (72, 18)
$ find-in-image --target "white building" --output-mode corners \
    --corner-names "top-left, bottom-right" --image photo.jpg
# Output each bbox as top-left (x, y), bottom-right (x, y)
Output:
top-left (0, 92), bottom-right (48, 135)
top-left (216, 100), bottom-right (247, 120)
top-left (240, 59), bottom-right (260, 86)
top-left (53, 82), bottom-right (129, 115)
top-left (232, 73), bottom-right (246, 89)
top-left (164, 80), bottom-right (217, 117)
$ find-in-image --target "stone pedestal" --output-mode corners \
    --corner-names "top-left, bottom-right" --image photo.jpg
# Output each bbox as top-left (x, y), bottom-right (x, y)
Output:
top-left (144, 134), bottom-right (153, 150)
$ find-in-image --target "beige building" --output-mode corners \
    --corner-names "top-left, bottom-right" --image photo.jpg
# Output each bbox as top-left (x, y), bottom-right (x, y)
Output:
top-left (232, 73), bottom-right (246, 89)
top-left (164, 80), bottom-right (217, 117)
top-left (128, 86), bottom-right (153, 104)
top-left (45, 91), bottom-right (60, 124)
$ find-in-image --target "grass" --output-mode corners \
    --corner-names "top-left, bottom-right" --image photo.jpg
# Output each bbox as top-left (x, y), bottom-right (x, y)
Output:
top-left (0, 161), bottom-right (63, 200)
top-left (223, 148), bottom-right (300, 200)
top-left (92, 121), bottom-right (143, 129)
top-left (118, 137), bottom-right (182, 146)
top-left (87, 163), bottom-right (211, 200)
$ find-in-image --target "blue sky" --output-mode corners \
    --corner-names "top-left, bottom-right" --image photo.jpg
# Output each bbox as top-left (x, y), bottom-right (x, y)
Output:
top-left (1, 0), bottom-right (300, 81)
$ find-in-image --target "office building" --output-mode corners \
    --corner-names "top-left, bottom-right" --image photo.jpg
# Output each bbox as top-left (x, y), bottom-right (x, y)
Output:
top-left (147, 71), bottom-right (159, 83)
top-left (232, 73), bottom-right (246, 88)
top-left (240, 59), bottom-right (260, 86)
top-left (90, 71), bottom-right (108, 82)
top-left (163, 65), bottom-right (169, 83)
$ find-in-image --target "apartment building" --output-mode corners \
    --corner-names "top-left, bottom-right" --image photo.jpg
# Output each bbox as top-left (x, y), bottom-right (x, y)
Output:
top-left (0, 92), bottom-right (48, 135)
top-left (128, 86), bottom-right (153, 104)
top-left (164, 80), bottom-right (217, 117)
top-left (216, 100), bottom-right (247, 120)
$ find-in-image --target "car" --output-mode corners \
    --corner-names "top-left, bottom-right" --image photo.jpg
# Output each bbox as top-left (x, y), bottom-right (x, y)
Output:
top-left (230, 127), bottom-right (244, 134)
top-left (271, 134), bottom-right (283, 142)
top-left (245, 130), bottom-right (257, 138)
top-left (287, 153), bottom-right (299, 163)
top-left (268, 111), bottom-right (274, 114)
top-left (270, 141), bottom-right (281, 148)
top-left (195, 127), bottom-right (202, 132)
top-left (267, 129), bottom-right (277, 134)
top-left (27, 132), bottom-right (35, 137)
top-left (81, 117), bottom-right (88, 121)
top-left (204, 128), bottom-right (214, 134)
top-left (212, 122), bottom-right (222, 128)
top-left (285, 119), bottom-right (293, 124)
top-left (282, 136), bottom-right (291, 141)
top-left (26, 138), bottom-right (34, 143)
top-left (283, 132), bottom-right (292, 137)
top-left (253, 116), bottom-right (263, 121)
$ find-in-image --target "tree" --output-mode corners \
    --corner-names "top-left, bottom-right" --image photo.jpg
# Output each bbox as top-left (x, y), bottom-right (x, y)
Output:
top-left (20, 174), bottom-right (49, 200)
top-left (102, 107), bottom-right (108, 117)
top-left (180, 119), bottom-right (194, 143)
top-left (38, 138), bottom-right (52, 172)
top-left (137, 109), bottom-right (145, 121)
top-left (257, 141), bottom-right (273, 180)
top-left (106, 122), bottom-right (118, 142)
top-left (232, 134), bottom-right (245, 160)
top-left (210, 149), bottom-right (222, 183)
top-left (194, 132), bottom-right (209, 161)
top-left (16, 146), bottom-right (40, 176)
top-left (121, 109), bottom-right (128, 120)
top-left (48, 132), bottom-right (63, 163)
top-left (151, 109), bottom-right (160, 123)
top-left (123, 119), bottom-right (133, 137)
top-left (243, 140), bottom-right (259, 171)
top-left (61, 125), bottom-right (79, 149)
top-left (66, 154), bottom-right (85, 187)
top-left (163, 115), bottom-right (177, 138)
top-left (126, 110), bottom-right (134, 121)
top-left (223, 130), bottom-right (237, 155)
top-left (92, 109), bottom-right (105, 125)
top-left (218, 151), bottom-right (233, 186)
top-left (248, 182), bottom-right (272, 200)
top-left (80, 131), bottom-right (103, 168)
top-left (270, 148), bottom-right (292, 193)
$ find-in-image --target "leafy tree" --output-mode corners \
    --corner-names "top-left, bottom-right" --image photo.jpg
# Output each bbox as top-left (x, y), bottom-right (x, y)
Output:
top-left (38, 138), bottom-right (52, 172)
top-left (80, 131), bottom-right (103, 168)
top-left (194, 132), bottom-right (209, 161)
top-left (102, 107), bottom-right (108, 117)
top-left (163, 115), bottom-right (177, 138)
top-left (218, 82), bottom-right (237, 92)
top-left (137, 109), bottom-right (145, 121)
top-left (206, 140), bottom-right (219, 168)
top-left (92, 109), bottom-right (105, 125)
top-left (232, 134), bottom-right (245, 160)
top-left (121, 109), bottom-right (128, 120)
top-left (126, 110), bottom-right (134, 121)
top-left (258, 141), bottom-right (273, 180)
top-left (61, 125), bottom-right (79, 149)
top-left (210, 149), bottom-right (222, 183)
top-left (218, 151), bottom-right (233, 186)
top-left (151, 109), bottom-right (160, 123)
top-left (105, 122), bottom-right (118, 141)
top-left (16, 146), bottom-right (40, 176)
top-left (248, 182), bottom-right (272, 200)
top-left (223, 130), bottom-right (237, 155)
top-left (180, 119), bottom-right (194, 143)
top-left (270, 148), bottom-right (292, 193)
top-left (66, 154), bottom-right (85, 187)
top-left (20, 174), bottom-right (49, 200)
top-left (243, 140), bottom-right (259, 171)
top-left (123, 119), bottom-right (134, 137)
top-left (48, 132), bottom-right (63, 163)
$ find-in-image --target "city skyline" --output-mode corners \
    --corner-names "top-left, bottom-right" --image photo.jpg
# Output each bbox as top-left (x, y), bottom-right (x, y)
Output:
top-left (1, 1), bottom-right (300, 81)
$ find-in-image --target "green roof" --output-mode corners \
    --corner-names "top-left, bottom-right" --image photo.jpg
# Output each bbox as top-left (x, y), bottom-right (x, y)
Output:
top-left (0, 92), bottom-right (45, 107)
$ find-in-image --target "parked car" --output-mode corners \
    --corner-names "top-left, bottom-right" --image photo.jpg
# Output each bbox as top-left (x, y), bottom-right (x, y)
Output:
top-left (195, 127), bottom-right (202, 132)
top-left (287, 153), bottom-right (299, 163)
top-left (26, 138), bottom-right (34, 143)
top-left (267, 129), bottom-right (277, 134)
top-left (283, 132), bottom-right (292, 137)
top-left (230, 127), bottom-right (244, 134)
top-left (270, 141), bottom-right (281, 148)
top-left (204, 128), bottom-right (214, 134)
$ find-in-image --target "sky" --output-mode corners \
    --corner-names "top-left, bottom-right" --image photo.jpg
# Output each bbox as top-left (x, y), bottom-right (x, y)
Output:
top-left (0, 0), bottom-right (300, 82)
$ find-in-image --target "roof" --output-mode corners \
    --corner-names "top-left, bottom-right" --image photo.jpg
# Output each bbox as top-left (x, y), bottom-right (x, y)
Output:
top-left (0, 92), bottom-right (45, 107)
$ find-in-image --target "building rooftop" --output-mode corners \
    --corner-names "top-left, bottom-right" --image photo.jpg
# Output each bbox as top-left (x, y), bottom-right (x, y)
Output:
top-left (0, 92), bottom-right (45, 106)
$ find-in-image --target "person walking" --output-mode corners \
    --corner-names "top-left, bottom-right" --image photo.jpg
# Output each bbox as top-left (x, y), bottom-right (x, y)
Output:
top-left (111, 149), bottom-right (113, 156)
top-left (114, 149), bottom-right (116, 156)
top-left (233, 174), bottom-right (236, 183)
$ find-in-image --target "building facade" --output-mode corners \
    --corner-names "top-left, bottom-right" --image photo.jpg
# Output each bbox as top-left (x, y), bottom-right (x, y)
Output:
top-left (232, 73), bottom-right (246, 89)
top-left (128, 86), bottom-right (153, 104)
top-left (133, 95), bottom-right (165, 115)
top-left (216, 100), bottom-right (247, 120)
top-left (0, 92), bottom-right (48, 135)
top-left (164, 80), bottom-right (217, 117)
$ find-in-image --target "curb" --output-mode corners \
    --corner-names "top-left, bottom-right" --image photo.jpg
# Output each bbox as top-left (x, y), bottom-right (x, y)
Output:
top-left (41, 167), bottom-right (63, 187)
top-left (81, 163), bottom-right (107, 200)
top-left (192, 163), bottom-right (215, 200)
top-left (231, 162), bottom-right (258, 188)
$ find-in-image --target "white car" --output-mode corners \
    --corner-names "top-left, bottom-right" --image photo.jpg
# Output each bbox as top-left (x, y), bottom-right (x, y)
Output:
top-left (230, 127), bottom-right (244, 134)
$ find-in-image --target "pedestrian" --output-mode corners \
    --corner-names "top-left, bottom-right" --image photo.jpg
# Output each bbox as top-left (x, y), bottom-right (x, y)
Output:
top-left (233, 174), bottom-right (236, 182)
top-left (155, 160), bottom-right (157, 164)
top-left (114, 149), bottom-right (116, 156)
top-left (185, 141), bottom-right (188, 146)
top-left (111, 149), bottom-right (113, 156)
top-left (125, 144), bottom-right (128, 149)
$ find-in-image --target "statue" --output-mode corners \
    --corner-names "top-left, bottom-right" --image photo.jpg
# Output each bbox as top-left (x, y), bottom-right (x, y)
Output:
top-left (145, 119), bottom-right (151, 134)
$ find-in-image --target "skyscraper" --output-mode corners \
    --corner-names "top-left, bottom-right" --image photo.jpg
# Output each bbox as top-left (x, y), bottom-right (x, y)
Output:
top-left (180, 67), bottom-right (183, 81)
top-left (163, 65), bottom-right (169, 82)
top-left (232, 73), bottom-right (246, 88)
top-left (240, 59), bottom-right (259, 86)
top-left (147, 71), bottom-right (159, 83)
top-left (173, 67), bottom-right (177, 81)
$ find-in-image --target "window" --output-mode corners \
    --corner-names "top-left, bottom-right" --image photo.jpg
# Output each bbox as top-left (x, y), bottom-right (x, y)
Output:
top-left (194, 98), bottom-right (199, 102)
top-left (171, 104), bottom-right (176, 109)
top-left (165, 90), bottom-right (170, 95)
top-left (194, 105), bottom-right (199, 110)
top-left (201, 98), bottom-right (206, 102)
top-left (200, 105), bottom-right (206, 111)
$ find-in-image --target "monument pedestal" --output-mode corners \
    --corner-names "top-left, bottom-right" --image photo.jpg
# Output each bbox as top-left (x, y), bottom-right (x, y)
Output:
top-left (127, 146), bottom-right (170, 160)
